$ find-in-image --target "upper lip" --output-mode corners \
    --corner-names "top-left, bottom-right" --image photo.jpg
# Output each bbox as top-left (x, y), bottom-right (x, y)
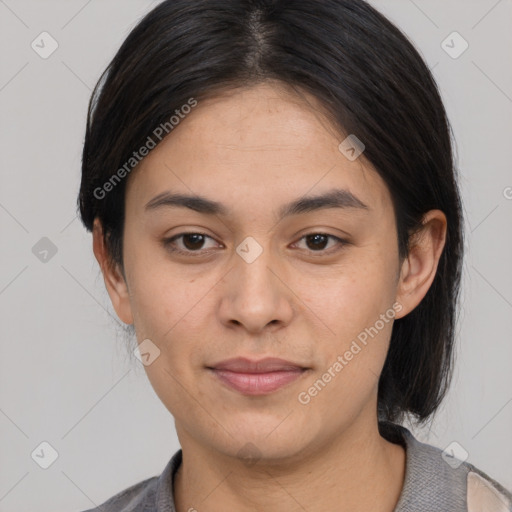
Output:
top-left (208, 357), bottom-right (307, 373)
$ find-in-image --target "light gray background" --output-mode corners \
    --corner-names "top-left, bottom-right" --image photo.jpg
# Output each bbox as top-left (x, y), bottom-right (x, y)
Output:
top-left (0, 1), bottom-right (511, 510)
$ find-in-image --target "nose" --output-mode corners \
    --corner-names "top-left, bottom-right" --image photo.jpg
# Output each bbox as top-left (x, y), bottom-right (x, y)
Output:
top-left (217, 238), bottom-right (295, 334)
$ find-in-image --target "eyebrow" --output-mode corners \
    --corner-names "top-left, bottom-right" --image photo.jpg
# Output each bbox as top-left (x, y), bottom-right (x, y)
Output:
top-left (144, 188), bottom-right (369, 220)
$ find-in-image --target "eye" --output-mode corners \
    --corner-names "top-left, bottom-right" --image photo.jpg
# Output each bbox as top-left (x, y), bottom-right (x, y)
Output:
top-left (292, 233), bottom-right (348, 255)
top-left (163, 232), bottom-right (221, 256)
top-left (162, 232), bottom-right (348, 257)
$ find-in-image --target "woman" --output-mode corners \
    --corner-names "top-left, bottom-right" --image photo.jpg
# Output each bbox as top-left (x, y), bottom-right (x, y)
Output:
top-left (78, 0), bottom-right (512, 510)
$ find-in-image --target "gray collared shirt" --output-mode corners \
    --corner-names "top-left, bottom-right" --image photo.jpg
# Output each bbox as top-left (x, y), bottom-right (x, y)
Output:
top-left (81, 423), bottom-right (512, 511)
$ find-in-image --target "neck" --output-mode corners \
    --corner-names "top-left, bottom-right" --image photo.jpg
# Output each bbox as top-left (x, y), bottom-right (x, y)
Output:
top-left (173, 413), bottom-right (406, 512)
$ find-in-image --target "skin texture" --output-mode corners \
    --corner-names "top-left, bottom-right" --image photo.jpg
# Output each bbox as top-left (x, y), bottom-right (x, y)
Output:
top-left (93, 81), bottom-right (447, 512)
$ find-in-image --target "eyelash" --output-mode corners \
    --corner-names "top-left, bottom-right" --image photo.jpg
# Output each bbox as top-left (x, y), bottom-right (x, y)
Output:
top-left (162, 232), bottom-right (349, 257)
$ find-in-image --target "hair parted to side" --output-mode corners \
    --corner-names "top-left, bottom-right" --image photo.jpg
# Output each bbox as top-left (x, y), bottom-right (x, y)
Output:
top-left (78, 0), bottom-right (464, 425)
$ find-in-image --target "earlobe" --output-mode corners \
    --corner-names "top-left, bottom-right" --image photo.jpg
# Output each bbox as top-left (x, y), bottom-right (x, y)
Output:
top-left (92, 218), bottom-right (134, 325)
top-left (394, 210), bottom-right (447, 319)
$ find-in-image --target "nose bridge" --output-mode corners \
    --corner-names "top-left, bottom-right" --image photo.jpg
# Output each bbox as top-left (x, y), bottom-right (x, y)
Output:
top-left (219, 235), bottom-right (292, 330)
top-left (234, 235), bottom-right (278, 297)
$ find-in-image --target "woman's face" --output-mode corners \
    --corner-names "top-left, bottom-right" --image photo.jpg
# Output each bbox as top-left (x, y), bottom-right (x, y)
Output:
top-left (98, 81), bottom-right (435, 462)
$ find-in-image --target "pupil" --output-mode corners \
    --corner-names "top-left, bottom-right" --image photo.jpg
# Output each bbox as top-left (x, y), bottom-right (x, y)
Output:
top-left (307, 234), bottom-right (327, 250)
top-left (184, 234), bottom-right (204, 250)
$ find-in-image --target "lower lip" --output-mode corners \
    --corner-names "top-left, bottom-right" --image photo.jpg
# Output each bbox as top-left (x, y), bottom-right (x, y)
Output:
top-left (210, 369), bottom-right (306, 395)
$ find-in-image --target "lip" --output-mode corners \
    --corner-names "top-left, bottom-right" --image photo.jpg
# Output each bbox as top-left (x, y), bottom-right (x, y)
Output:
top-left (207, 357), bottom-right (309, 396)
top-left (209, 357), bottom-right (307, 373)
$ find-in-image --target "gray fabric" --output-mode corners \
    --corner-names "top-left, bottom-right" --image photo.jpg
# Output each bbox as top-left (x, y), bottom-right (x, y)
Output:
top-left (81, 423), bottom-right (512, 511)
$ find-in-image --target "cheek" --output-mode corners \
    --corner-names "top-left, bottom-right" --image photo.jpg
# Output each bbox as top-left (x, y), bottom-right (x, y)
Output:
top-left (129, 270), bottom-right (209, 414)
top-left (130, 275), bottom-right (203, 346)
top-left (126, 258), bottom-right (218, 378)
top-left (298, 278), bottom-right (395, 420)
top-left (298, 255), bottom-right (397, 386)
top-left (302, 258), bottom-right (394, 334)
top-left (124, 239), bottom-right (186, 330)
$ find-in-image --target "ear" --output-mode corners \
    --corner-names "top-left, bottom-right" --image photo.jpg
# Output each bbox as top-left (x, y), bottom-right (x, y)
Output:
top-left (92, 218), bottom-right (134, 325)
top-left (394, 210), bottom-right (447, 319)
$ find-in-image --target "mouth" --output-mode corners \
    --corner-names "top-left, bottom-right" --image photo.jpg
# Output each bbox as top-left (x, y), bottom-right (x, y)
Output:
top-left (206, 357), bottom-right (310, 396)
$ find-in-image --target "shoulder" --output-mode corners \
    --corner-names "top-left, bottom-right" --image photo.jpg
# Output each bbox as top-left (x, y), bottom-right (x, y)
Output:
top-left (465, 463), bottom-right (512, 512)
top-left (80, 475), bottom-right (159, 512)
top-left (79, 449), bottom-right (182, 512)
top-left (380, 422), bottom-right (512, 512)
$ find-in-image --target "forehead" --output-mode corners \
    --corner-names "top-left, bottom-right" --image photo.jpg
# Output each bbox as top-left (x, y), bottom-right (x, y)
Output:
top-left (126, 82), bottom-right (392, 219)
